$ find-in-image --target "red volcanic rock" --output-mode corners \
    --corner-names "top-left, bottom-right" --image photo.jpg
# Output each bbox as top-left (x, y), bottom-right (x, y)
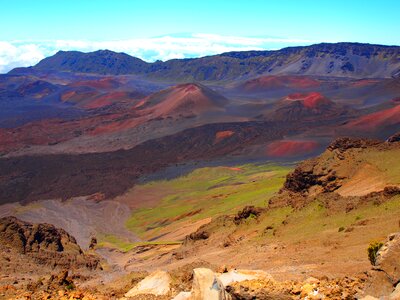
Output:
top-left (240, 75), bottom-right (320, 91)
top-left (285, 92), bottom-right (332, 109)
top-left (215, 130), bottom-right (235, 142)
top-left (266, 140), bottom-right (319, 157)
top-left (345, 105), bottom-right (400, 131)
top-left (83, 91), bottom-right (141, 109)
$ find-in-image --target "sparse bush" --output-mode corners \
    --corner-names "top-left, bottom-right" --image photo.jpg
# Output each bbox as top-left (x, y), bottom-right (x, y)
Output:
top-left (248, 213), bottom-right (257, 219)
top-left (367, 241), bottom-right (383, 265)
top-left (338, 226), bottom-right (345, 232)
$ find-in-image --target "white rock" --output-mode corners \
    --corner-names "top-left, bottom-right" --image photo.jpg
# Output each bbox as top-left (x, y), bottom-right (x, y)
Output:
top-left (218, 269), bottom-right (272, 286)
top-left (125, 270), bottom-right (171, 298)
top-left (172, 291), bottom-right (192, 300)
top-left (192, 268), bottom-right (230, 300)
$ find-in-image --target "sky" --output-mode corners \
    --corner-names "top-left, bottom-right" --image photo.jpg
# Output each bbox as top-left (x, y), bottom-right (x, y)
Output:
top-left (1, 0), bottom-right (399, 73)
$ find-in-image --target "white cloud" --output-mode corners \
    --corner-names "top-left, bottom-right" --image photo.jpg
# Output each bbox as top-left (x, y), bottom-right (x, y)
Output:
top-left (0, 41), bottom-right (46, 73)
top-left (0, 34), bottom-right (313, 73)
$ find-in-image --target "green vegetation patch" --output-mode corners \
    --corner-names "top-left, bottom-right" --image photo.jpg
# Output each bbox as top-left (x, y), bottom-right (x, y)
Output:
top-left (126, 163), bottom-right (292, 239)
top-left (367, 241), bottom-right (384, 265)
top-left (362, 148), bottom-right (400, 184)
top-left (276, 195), bottom-right (400, 242)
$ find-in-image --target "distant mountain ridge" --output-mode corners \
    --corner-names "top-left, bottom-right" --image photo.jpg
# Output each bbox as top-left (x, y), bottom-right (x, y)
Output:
top-left (10, 42), bottom-right (400, 80)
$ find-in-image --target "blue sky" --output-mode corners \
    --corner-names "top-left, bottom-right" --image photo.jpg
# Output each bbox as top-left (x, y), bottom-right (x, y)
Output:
top-left (1, 0), bottom-right (399, 72)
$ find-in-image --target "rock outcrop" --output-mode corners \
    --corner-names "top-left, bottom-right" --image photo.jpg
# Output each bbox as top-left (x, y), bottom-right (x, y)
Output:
top-left (0, 216), bottom-right (100, 270)
top-left (363, 232), bottom-right (400, 298)
top-left (375, 232), bottom-right (400, 285)
top-left (276, 136), bottom-right (400, 202)
top-left (387, 132), bottom-right (400, 143)
top-left (233, 206), bottom-right (264, 225)
top-left (327, 137), bottom-right (380, 152)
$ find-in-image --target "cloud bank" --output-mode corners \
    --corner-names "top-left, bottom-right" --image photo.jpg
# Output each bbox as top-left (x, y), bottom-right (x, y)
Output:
top-left (0, 34), bottom-right (312, 73)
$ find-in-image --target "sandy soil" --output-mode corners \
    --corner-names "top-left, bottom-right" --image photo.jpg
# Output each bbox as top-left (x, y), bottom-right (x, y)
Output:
top-left (337, 163), bottom-right (387, 196)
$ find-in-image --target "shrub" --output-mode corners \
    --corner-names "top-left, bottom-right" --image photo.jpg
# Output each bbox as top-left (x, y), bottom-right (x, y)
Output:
top-left (65, 283), bottom-right (75, 291)
top-left (338, 226), bottom-right (345, 232)
top-left (367, 241), bottom-right (384, 265)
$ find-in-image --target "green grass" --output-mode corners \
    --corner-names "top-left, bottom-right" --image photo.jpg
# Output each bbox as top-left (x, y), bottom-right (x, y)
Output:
top-left (125, 163), bottom-right (292, 239)
top-left (97, 234), bottom-right (137, 252)
top-left (362, 148), bottom-right (400, 184)
top-left (276, 195), bottom-right (400, 242)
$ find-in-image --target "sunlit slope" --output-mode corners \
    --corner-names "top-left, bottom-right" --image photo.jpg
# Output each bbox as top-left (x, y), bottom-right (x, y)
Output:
top-left (121, 164), bottom-right (291, 242)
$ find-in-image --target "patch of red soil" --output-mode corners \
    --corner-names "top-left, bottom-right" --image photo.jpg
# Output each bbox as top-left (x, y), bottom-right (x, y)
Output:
top-left (69, 77), bottom-right (120, 89)
top-left (215, 130), bottom-right (235, 142)
top-left (222, 167), bottom-right (242, 171)
top-left (266, 140), bottom-right (319, 157)
top-left (135, 83), bottom-right (227, 118)
top-left (345, 105), bottom-right (400, 131)
top-left (285, 92), bottom-right (332, 109)
top-left (241, 75), bottom-right (320, 91)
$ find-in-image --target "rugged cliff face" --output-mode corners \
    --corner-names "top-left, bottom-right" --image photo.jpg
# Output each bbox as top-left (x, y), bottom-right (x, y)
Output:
top-left (0, 216), bottom-right (100, 271)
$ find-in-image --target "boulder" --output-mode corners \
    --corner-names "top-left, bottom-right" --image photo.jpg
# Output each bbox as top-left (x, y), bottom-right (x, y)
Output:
top-left (192, 268), bottom-right (230, 300)
top-left (363, 271), bottom-right (394, 298)
top-left (124, 270), bottom-right (171, 298)
top-left (375, 232), bottom-right (400, 284)
top-left (363, 232), bottom-right (400, 298)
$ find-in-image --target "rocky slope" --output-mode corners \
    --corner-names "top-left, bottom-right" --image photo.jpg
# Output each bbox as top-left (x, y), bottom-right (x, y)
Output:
top-left (167, 134), bottom-right (400, 286)
top-left (1, 135), bottom-right (400, 299)
top-left (10, 43), bottom-right (400, 80)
